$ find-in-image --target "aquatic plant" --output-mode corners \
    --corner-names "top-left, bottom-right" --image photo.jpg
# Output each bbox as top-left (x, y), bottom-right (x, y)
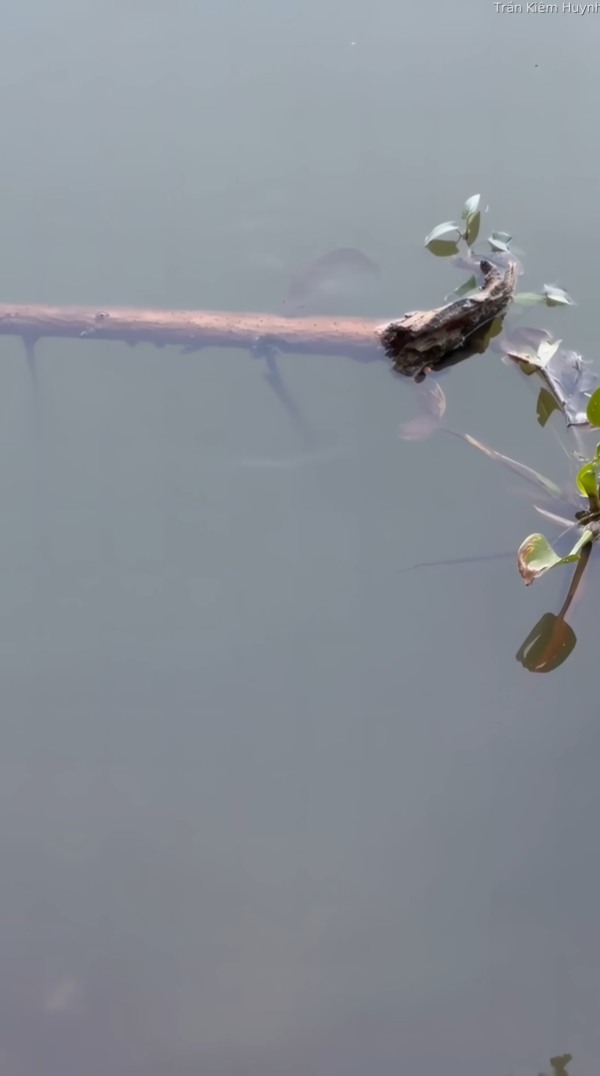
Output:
top-left (424, 195), bottom-right (600, 593)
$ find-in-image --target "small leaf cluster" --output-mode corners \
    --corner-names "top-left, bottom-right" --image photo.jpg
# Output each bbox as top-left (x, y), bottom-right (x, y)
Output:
top-left (516, 392), bottom-right (600, 586)
top-left (425, 195), bottom-right (573, 309)
top-left (424, 193), bottom-right (486, 256)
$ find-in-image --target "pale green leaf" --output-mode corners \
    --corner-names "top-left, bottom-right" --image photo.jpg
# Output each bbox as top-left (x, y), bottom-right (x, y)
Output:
top-left (566, 528), bottom-right (594, 558)
top-left (536, 388), bottom-right (560, 428)
top-left (488, 231), bottom-right (512, 252)
top-left (517, 533), bottom-right (564, 585)
top-left (543, 284), bottom-right (573, 307)
top-left (426, 239), bottom-right (460, 257)
top-left (465, 211), bottom-right (481, 246)
top-left (586, 386), bottom-right (600, 427)
top-left (424, 222), bottom-right (460, 245)
top-left (462, 194), bottom-right (481, 219)
top-left (513, 292), bottom-right (546, 306)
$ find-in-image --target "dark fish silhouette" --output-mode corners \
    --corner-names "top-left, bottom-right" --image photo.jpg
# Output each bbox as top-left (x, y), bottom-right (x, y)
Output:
top-left (283, 247), bottom-right (380, 313)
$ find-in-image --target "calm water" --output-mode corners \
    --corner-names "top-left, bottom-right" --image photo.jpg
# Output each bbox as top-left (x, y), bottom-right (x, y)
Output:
top-left (0, 2), bottom-right (599, 1073)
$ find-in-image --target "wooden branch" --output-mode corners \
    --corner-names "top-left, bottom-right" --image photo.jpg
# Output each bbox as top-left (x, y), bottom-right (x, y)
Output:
top-left (379, 258), bottom-right (517, 381)
top-left (0, 259), bottom-right (517, 377)
top-left (0, 303), bottom-right (383, 362)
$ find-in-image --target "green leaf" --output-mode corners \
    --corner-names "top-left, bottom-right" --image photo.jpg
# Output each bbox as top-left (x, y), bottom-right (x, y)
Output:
top-left (537, 388), bottom-right (560, 428)
top-left (426, 239), bottom-right (460, 257)
top-left (462, 194), bottom-right (481, 219)
top-left (567, 528), bottom-right (594, 558)
top-left (516, 612), bottom-right (576, 672)
top-left (513, 292), bottom-right (546, 306)
top-left (576, 444), bottom-right (600, 497)
top-left (424, 222), bottom-right (460, 246)
top-left (576, 462), bottom-right (598, 498)
top-left (576, 452), bottom-right (600, 499)
top-left (510, 338), bottom-right (562, 371)
top-left (488, 231), bottom-right (512, 251)
top-left (543, 284), bottom-right (573, 307)
top-left (586, 386), bottom-right (600, 427)
top-left (518, 361), bottom-right (541, 376)
top-left (517, 532), bottom-right (585, 586)
top-left (517, 533), bottom-right (564, 584)
top-left (454, 274), bottom-right (478, 297)
top-left (576, 442), bottom-right (600, 495)
top-left (465, 211), bottom-right (480, 246)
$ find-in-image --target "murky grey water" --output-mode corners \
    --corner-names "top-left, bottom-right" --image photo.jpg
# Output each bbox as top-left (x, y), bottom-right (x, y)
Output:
top-left (0, 1), bottom-right (599, 1073)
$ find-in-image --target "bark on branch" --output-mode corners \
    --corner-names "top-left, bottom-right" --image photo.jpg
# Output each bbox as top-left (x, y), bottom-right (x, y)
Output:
top-left (379, 258), bottom-right (517, 380)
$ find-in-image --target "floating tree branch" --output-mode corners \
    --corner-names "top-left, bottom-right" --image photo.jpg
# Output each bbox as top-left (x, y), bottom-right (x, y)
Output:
top-left (0, 302), bottom-right (384, 362)
top-left (0, 257), bottom-right (517, 377)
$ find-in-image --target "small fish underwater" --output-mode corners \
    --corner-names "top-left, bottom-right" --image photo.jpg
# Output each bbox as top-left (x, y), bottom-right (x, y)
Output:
top-left (283, 247), bottom-right (380, 314)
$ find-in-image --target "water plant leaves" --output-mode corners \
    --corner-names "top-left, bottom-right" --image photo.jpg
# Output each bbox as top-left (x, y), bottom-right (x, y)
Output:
top-left (517, 533), bottom-right (576, 585)
top-left (517, 529), bottom-right (593, 585)
top-left (505, 336), bottom-right (595, 428)
top-left (537, 387), bottom-right (560, 427)
top-left (462, 194), bottom-right (481, 219)
top-left (567, 528), bottom-right (595, 557)
top-left (576, 443), bottom-right (600, 499)
top-left (513, 292), bottom-right (547, 306)
top-left (424, 222), bottom-right (460, 247)
top-left (427, 239), bottom-right (460, 257)
top-left (488, 231), bottom-right (512, 252)
top-left (543, 284), bottom-right (573, 307)
top-left (576, 461), bottom-right (599, 498)
top-left (516, 612), bottom-right (576, 672)
top-left (586, 386), bottom-right (600, 427)
top-left (465, 210), bottom-right (480, 246)
top-left (518, 534), bottom-right (565, 584)
top-left (509, 338), bottom-right (562, 370)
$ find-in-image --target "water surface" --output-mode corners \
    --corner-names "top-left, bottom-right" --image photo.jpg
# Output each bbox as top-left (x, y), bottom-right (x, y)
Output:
top-left (0, 2), bottom-right (599, 1073)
